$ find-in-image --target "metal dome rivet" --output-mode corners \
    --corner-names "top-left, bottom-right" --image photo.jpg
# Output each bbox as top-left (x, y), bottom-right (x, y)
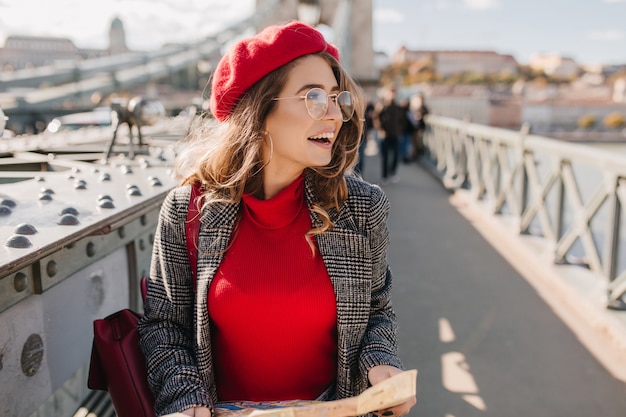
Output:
top-left (15, 224), bottom-right (37, 235)
top-left (6, 235), bottom-right (32, 248)
top-left (98, 199), bottom-right (115, 209)
top-left (58, 214), bottom-right (79, 225)
top-left (60, 207), bottom-right (79, 216)
top-left (0, 198), bottom-right (16, 208)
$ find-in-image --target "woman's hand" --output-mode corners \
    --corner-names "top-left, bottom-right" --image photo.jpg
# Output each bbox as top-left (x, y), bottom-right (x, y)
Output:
top-left (178, 406), bottom-right (212, 417)
top-left (368, 365), bottom-right (417, 417)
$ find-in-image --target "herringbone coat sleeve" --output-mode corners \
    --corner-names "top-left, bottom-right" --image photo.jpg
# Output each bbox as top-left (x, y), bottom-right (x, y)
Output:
top-left (355, 181), bottom-right (405, 378)
top-left (138, 186), bottom-right (213, 416)
top-left (320, 176), bottom-right (404, 396)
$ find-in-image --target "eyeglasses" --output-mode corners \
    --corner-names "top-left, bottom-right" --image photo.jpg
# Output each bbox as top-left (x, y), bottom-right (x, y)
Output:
top-left (273, 87), bottom-right (355, 122)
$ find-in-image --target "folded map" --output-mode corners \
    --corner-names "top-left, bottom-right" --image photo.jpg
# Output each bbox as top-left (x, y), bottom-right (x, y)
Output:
top-left (164, 369), bottom-right (417, 417)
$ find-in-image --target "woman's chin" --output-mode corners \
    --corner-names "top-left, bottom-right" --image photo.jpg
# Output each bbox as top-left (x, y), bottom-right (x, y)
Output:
top-left (308, 155), bottom-right (332, 168)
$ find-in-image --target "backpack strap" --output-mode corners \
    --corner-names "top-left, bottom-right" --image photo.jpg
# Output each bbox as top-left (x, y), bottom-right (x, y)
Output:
top-left (185, 181), bottom-right (204, 289)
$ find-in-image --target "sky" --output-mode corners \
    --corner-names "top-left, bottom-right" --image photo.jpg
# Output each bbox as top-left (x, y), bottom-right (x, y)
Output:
top-left (0, 0), bottom-right (625, 66)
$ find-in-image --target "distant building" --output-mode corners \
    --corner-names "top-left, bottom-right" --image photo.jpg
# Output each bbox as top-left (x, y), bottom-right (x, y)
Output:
top-left (0, 36), bottom-right (78, 70)
top-left (391, 47), bottom-right (519, 77)
top-left (427, 80), bottom-right (626, 132)
top-left (0, 17), bottom-right (129, 71)
top-left (529, 53), bottom-right (580, 79)
top-left (601, 64), bottom-right (626, 78)
top-left (421, 84), bottom-right (522, 129)
top-left (614, 77), bottom-right (626, 103)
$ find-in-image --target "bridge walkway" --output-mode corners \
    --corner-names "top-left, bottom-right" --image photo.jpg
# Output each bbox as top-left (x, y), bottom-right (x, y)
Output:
top-left (357, 145), bottom-right (626, 417)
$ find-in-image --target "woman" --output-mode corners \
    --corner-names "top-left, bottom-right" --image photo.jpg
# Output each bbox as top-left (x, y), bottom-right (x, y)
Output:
top-left (138, 21), bottom-right (416, 417)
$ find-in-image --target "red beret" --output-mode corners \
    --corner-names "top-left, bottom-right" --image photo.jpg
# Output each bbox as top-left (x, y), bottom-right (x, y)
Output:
top-left (210, 21), bottom-right (340, 122)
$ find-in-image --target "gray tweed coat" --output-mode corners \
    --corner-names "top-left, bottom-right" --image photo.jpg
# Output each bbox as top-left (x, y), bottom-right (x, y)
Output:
top-left (138, 173), bottom-right (404, 416)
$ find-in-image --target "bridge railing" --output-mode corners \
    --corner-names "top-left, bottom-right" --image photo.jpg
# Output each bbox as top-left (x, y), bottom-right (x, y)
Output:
top-left (423, 115), bottom-right (626, 308)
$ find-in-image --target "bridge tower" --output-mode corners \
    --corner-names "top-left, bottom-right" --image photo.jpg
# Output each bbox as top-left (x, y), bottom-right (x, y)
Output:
top-left (255, 0), bottom-right (378, 93)
top-left (108, 16), bottom-right (129, 55)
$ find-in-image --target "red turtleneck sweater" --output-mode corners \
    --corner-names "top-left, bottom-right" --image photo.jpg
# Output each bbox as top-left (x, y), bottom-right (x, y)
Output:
top-left (208, 175), bottom-right (338, 402)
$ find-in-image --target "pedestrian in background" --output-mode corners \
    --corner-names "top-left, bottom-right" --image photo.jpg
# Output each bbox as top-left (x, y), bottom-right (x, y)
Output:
top-left (355, 100), bottom-right (375, 176)
top-left (398, 99), bottom-right (415, 163)
top-left (138, 21), bottom-right (416, 417)
top-left (374, 86), bottom-right (404, 183)
top-left (410, 93), bottom-right (429, 159)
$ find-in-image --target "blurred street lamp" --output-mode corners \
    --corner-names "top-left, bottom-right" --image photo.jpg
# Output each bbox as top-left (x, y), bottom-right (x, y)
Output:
top-left (297, 0), bottom-right (321, 26)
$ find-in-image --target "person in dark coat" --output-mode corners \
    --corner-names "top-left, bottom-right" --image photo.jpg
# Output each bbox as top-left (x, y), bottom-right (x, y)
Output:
top-left (410, 93), bottom-right (429, 159)
top-left (355, 101), bottom-right (375, 176)
top-left (374, 86), bottom-right (404, 183)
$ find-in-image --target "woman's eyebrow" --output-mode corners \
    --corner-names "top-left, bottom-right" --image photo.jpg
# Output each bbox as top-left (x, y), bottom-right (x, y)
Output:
top-left (295, 83), bottom-right (340, 94)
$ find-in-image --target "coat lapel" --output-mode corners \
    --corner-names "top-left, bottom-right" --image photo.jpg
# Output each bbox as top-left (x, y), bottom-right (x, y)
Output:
top-left (195, 198), bottom-right (240, 290)
top-left (193, 196), bottom-right (240, 403)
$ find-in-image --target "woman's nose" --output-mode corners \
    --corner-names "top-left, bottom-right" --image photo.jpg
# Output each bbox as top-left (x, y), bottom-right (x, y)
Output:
top-left (324, 98), bottom-right (342, 121)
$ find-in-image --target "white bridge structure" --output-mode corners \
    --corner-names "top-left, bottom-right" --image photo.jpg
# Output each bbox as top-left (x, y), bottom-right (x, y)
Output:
top-left (0, 0), bottom-right (376, 133)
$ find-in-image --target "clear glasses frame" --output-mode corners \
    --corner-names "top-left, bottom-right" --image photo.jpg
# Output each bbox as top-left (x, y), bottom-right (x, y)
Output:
top-left (273, 87), bottom-right (355, 122)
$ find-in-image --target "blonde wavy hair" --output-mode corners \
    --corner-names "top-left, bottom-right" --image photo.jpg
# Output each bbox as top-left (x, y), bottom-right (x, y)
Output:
top-left (174, 52), bottom-right (364, 236)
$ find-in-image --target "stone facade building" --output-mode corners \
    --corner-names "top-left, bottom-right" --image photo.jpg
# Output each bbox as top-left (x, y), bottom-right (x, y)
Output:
top-left (529, 53), bottom-right (580, 79)
top-left (391, 47), bottom-right (519, 77)
top-left (0, 36), bottom-right (79, 70)
top-left (0, 17), bottom-right (128, 71)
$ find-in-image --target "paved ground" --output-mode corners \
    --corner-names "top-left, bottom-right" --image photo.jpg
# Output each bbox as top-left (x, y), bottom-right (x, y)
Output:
top-left (358, 148), bottom-right (626, 417)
